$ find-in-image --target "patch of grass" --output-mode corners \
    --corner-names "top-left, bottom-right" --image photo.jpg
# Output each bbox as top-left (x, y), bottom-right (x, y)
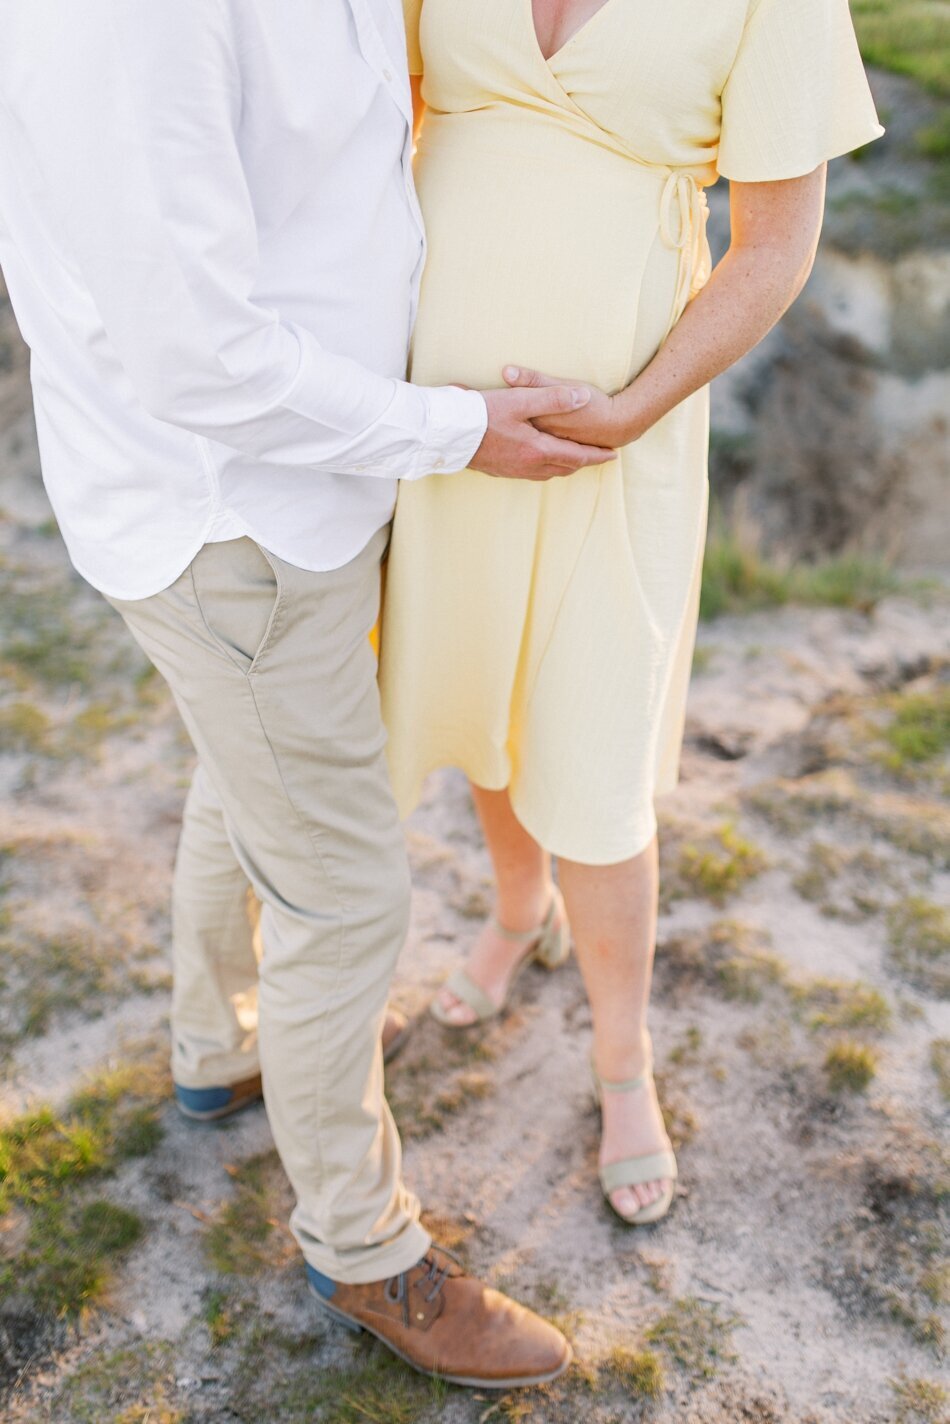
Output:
top-left (9, 1198), bottom-right (144, 1315)
top-left (931, 1039), bottom-right (950, 1102)
top-left (890, 1375), bottom-right (949, 1423)
top-left (645, 1297), bottom-right (739, 1383)
top-left (0, 1057), bottom-right (166, 1315)
top-left (792, 977), bottom-right (892, 1034)
top-left (879, 685), bottom-right (950, 770)
top-left (389, 1034), bottom-right (498, 1142)
top-left (917, 110), bottom-right (950, 161)
top-left (0, 701), bottom-right (52, 754)
top-left (700, 522), bottom-right (904, 621)
top-left (52, 1342), bottom-right (183, 1424)
top-left (655, 919), bottom-right (787, 1006)
top-left (206, 1153), bottom-right (285, 1276)
top-left (2, 930), bottom-right (141, 1039)
top-left (673, 823), bottom-right (768, 906)
top-left (64, 699), bottom-right (139, 756)
top-left (710, 921), bottom-right (787, 1002)
top-left (202, 1287), bottom-right (237, 1347)
top-left (0, 1061), bottom-right (165, 1213)
top-left (746, 771), bottom-right (950, 869)
top-left (853, 0), bottom-right (950, 97)
top-left (603, 1345), bottom-right (666, 1399)
top-left (887, 896), bottom-right (950, 997)
top-left (700, 528), bottom-right (790, 620)
top-left (231, 1326), bottom-right (452, 1423)
top-left (824, 1040), bottom-right (878, 1092)
top-left (827, 1125), bottom-right (949, 1353)
top-left (792, 840), bottom-right (893, 921)
top-left (794, 554), bottom-right (905, 612)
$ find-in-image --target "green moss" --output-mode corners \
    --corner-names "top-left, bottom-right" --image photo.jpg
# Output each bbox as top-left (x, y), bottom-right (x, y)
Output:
top-left (824, 1040), bottom-right (878, 1092)
top-left (887, 897), bottom-right (950, 997)
top-left (645, 1297), bottom-right (739, 1382)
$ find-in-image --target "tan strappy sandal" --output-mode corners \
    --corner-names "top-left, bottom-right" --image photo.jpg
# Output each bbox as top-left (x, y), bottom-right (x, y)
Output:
top-left (593, 1055), bottom-right (678, 1226)
top-left (430, 891), bottom-right (570, 1028)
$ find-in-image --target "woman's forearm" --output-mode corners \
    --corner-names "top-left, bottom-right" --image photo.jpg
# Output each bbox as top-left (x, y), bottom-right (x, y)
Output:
top-left (612, 167), bottom-right (827, 444)
top-left (612, 237), bottom-right (816, 443)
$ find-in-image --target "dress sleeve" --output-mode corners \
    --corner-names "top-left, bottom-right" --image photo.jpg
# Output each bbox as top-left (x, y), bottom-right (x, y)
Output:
top-left (403, 0), bottom-right (424, 75)
top-left (717, 0), bottom-right (884, 182)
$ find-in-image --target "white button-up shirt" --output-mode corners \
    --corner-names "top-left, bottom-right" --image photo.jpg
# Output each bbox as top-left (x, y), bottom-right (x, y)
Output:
top-left (0, 0), bottom-right (487, 599)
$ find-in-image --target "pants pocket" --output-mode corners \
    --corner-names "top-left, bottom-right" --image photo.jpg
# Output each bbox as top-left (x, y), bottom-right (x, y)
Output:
top-left (190, 538), bottom-right (283, 675)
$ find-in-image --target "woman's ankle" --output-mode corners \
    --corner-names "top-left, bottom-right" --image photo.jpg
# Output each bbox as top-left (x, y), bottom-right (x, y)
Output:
top-left (592, 1025), bottom-right (653, 1084)
top-left (492, 877), bottom-right (557, 934)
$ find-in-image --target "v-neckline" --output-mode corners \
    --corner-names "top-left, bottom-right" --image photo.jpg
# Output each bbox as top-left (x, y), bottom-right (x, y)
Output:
top-left (526, 0), bottom-right (620, 67)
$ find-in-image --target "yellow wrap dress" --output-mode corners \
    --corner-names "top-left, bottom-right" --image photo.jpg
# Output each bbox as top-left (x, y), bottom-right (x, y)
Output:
top-left (378, 0), bottom-right (882, 864)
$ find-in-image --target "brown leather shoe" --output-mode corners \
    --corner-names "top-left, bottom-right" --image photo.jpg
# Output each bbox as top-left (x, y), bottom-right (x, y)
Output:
top-left (306, 1248), bottom-right (572, 1388)
top-left (174, 1072), bottom-right (264, 1122)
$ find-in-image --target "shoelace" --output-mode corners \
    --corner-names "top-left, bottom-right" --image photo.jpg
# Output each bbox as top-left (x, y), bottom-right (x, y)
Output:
top-left (383, 1247), bottom-right (462, 1327)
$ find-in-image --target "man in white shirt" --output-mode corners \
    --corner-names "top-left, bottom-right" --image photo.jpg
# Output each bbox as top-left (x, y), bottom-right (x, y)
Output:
top-left (0, 0), bottom-right (606, 1388)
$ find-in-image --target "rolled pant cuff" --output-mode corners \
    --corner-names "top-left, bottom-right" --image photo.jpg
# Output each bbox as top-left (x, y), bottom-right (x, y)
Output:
top-left (301, 1219), bottom-right (432, 1287)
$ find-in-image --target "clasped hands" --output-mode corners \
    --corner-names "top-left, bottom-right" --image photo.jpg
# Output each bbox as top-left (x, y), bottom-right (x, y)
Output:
top-left (467, 364), bottom-right (643, 483)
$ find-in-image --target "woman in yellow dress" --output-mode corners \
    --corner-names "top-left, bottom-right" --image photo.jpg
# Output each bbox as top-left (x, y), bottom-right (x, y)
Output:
top-left (379, 0), bottom-right (882, 1223)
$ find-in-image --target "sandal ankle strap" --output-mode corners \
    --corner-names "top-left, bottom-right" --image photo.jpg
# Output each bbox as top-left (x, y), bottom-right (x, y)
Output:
top-left (489, 895), bottom-right (558, 944)
top-left (590, 1049), bottom-right (654, 1095)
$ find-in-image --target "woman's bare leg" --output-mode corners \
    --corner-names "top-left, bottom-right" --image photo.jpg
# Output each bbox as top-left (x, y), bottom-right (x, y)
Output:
top-left (434, 784), bottom-right (557, 1026)
top-left (558, 839), bottom-right (673, 1218)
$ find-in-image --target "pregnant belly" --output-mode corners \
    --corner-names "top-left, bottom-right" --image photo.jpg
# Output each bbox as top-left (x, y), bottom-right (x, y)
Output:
top-left (410, 115), bottom-right (682, 394)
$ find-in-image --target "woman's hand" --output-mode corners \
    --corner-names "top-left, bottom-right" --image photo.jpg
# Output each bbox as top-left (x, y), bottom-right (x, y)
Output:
top-left (502, 366), bottom-right (630, 448)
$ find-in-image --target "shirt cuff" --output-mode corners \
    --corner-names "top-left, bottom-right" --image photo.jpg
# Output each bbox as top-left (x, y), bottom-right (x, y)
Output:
top-left (401, 385), bottom-right (488, 479)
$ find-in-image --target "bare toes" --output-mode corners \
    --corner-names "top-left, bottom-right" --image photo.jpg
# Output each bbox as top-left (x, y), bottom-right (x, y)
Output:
top-left (438, 992), bottom-right (477, 1026)
top-left (611, 1188), bottom-right (642, 1219)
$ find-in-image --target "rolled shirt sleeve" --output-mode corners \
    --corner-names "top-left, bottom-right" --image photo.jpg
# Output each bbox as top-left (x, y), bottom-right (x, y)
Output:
top-left (9, 0), bottom-right (486, 479)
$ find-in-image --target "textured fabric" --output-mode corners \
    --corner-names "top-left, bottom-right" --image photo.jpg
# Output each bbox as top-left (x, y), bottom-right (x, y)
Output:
top-left (108, 531), bottom-right (429, 1284)
top-left (379, 0), bottom-right (881, 863)
top-left (0, 0), bottom-right (486, 600)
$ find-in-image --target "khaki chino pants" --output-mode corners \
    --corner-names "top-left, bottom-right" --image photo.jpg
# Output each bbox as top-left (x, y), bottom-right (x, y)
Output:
top-left (108, 529), bottom-right (430, 1283)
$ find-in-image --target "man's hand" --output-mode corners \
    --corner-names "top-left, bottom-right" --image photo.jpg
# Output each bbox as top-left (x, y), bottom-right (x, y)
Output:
top-left (503, 365), bottom-right (630, 447)
top-left (470, 384), bottom-right (616, 481)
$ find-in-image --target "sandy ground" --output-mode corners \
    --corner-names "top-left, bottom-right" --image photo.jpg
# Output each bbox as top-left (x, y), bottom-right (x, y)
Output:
top-left (0, 393), bottom-right (948, 1418)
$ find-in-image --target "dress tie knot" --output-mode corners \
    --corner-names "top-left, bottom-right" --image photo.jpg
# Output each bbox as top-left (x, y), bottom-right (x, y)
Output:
top-left (658, 168), bottom-right (709, 339)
